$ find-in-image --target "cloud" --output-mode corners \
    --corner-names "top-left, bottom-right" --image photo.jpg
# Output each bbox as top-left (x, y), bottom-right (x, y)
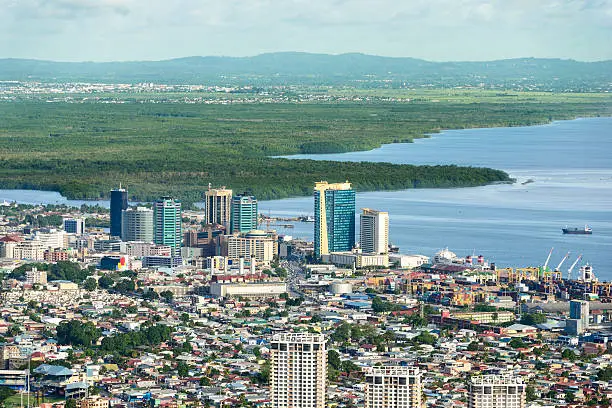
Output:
top-left (0, 0), bottom-right (610, 61)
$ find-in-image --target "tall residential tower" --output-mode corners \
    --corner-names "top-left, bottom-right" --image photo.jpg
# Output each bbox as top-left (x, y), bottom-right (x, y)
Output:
top-left (360, 208), bottom-right (389, 254)
top-left (314, 181), bottom-right (355, 258)
top-left (110, 187), bottom-right (128, 237)
top-left (153, 197), bottom-right (182, 256)
top-left (468, 375), bottom-right (526, 408)
top-left (364, 366), bottom-right (422, 408)
top-left (270, 333), bottom-right (327, 408)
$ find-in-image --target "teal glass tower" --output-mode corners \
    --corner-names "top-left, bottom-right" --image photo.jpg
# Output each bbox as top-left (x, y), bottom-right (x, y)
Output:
top-left (314, 181), bottom-right (355, 259)
top-left (153, 197), bottom-right (182, 256)
top-left (230, 194), bottom-right (258, 234)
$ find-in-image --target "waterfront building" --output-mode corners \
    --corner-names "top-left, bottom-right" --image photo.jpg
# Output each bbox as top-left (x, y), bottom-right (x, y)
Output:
top-left (153, 197), bottom-right (182, 257)
top-left (204, 186), bottom-right (233, 230)
top-left (360, 208), bottom-right (389, 254)
top-left (230, 194), bottom-right (258, 233)
top-left (314, 181), bottom-right (355, 258)
top-left (110, 187), bottom-right (128, 237)
top-left (63, 218), bottom-right (85, 235)
top-left (364, 366), bottom-right (422, 408)
top-left (468, 375), bottom-right (526, 408)
top-left (270, 333), bottom-right (327, 408)
top-left (121, 207), bottom-right (154, 242)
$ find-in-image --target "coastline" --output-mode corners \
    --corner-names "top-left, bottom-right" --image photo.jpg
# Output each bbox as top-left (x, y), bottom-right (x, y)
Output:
top-left (1, 115), bottom-right (610, 205)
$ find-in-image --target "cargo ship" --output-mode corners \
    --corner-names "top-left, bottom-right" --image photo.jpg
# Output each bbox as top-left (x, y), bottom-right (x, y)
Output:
top-left (562, 225), bottom-right (592, 235)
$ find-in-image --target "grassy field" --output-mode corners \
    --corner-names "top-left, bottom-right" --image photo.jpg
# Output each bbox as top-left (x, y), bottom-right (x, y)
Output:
top-left (3, 393), bottom-right (63, 408)
top-left (1, 90), bottom-right (610, 204)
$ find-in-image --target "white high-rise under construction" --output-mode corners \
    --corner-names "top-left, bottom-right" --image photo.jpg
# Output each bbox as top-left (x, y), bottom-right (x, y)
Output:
top-left (270, 333), bottom-right (327, 408)
top-left (468, 375), bottom-right (526, 408)
top-left (364, 366), bottom-right (422, 408)
top-left (360, 208), bottom-right (389, 254)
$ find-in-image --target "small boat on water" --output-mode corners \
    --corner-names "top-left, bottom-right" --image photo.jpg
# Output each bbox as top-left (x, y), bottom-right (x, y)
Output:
top-left (562, 225), bottom-right (592, 235)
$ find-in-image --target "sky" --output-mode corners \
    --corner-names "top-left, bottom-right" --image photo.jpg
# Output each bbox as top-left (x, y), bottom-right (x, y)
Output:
top-left (2, 0), bottom-right (612, 62)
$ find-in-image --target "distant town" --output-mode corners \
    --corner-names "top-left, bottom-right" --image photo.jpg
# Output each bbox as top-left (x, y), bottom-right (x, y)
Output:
top-left (0, 180), bottom-right (610, 408)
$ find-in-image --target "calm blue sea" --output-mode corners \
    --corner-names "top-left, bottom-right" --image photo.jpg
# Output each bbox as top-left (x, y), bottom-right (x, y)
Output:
top-left (1, 117), bottom-right (611, 280)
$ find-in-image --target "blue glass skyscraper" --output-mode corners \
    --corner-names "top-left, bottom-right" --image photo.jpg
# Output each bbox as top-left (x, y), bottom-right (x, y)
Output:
top-left (110, 186), bottom-right (128, 237)
top-left (314, 181), bottom-right (355, 258)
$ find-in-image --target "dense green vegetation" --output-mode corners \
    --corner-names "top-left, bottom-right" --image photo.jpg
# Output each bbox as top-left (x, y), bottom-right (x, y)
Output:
top-left (1, 92), bottom-right (610, 203)
top-left (56, 320), bottom-right (101, 347)
top-left (100, 325), bottom-right (173, 356)
top-left (9, 261), bottom-right (94, 283)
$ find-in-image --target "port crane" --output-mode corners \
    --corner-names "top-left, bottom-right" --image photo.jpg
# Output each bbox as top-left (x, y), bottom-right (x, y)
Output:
top-left (567, 254), bottom-right (582, 281)
top-left (542, 247), bottom-right (554, 274)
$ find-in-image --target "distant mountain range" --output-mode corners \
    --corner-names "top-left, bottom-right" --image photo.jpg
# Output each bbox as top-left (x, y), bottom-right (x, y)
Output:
top-left (1, 52), bottom-right (611, 90)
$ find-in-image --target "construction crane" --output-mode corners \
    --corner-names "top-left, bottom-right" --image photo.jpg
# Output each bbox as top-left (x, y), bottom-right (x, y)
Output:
top-left (567, 254), bottom-right (582, 281)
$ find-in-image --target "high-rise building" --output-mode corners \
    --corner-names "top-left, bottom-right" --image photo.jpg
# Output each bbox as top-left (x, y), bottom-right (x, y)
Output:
top-left (569, 299), bottom-right (589, 330)
top-left (63, 218), bottom-right (85, 235)
top-left (230, 194), bottom-right (258, 233)
top-left (110, 187), bottom-right (128, 237)
top-left (468, 375), bottom-right (526, 408)
top-left (122, 207), bottom-right (154, 242)
top-left (360, 209), bottom-right (389, 254)
top-left (153, 197), bottom-right (182, 257)
top-left (270, 333), bottom-right (327, 408)
top-left (205, 186), bottom-right (233, 230)
top-left (364, 366), bottom-right (422, 408)
top-left (314, 181), bottom-right (355, 258)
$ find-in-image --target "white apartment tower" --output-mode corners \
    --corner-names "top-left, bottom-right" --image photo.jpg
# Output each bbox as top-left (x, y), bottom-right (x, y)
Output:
top-left (270, 333), bottom-right (326, 408)
top-left (364, 366), bottom-right (422, 408)
top-left (360, 208), bottom-right (389, 254)
top-left (468, 375), bottom-right (526, 408)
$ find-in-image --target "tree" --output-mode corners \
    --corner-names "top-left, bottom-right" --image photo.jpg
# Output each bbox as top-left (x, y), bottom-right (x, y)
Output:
top-left (83, 278), bottom-right (98, 291)
top-left (327, 350), bottom-right (341, 370)
top-left (467, 341), bottom-right (480, 351)
top-left (561, 349), bottom-right (577, 361)
top-left (56, 320), bottom-right (101, 347)
top-left (597, 366), bottom-right (612, 381)
top-left (526, 385), bottom-right (538, 402)
top-left (177, 362), bottom-right (189, 377)
top-left (160, 290), bottom-right (174, 303)
top-left (65, 399), bottom-right (77, 408)
top-left (199, 377), bottom-right (211, 386)
top-left (565, 392), bottom-right (575, 403)
top-left (508, 338), bottom-right (527, 349)
top-left (98, 274), bottom-right (114, 289)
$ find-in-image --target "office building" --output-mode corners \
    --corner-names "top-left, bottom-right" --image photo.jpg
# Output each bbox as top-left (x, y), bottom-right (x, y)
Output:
top-left (121, 207), bottom-right (154, 242)
top-left (364, 366), bottom-right (422, 408)
top-left (63, 218), bottom-right (85, 235)
top-left (153, 197), bottom-right (182, 257)
top-left (110, 187), bottom-right (128, 237)
top-left (221, 230), bottom-right (277, 264)
top-left (205, 186), bottom-right (232, 229)
top-left (360, 209), bottom-right (389, 254)
top-left (230, 194), bottom-right (258, 233)
top-left (468, 375), bottom-right (526, 408)
top-left (270, 333), bottom-right (326, 408)
top-left (569, 299), bottom-right (589, 330)
top-left (314, 181), bottom-right (356, 258)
